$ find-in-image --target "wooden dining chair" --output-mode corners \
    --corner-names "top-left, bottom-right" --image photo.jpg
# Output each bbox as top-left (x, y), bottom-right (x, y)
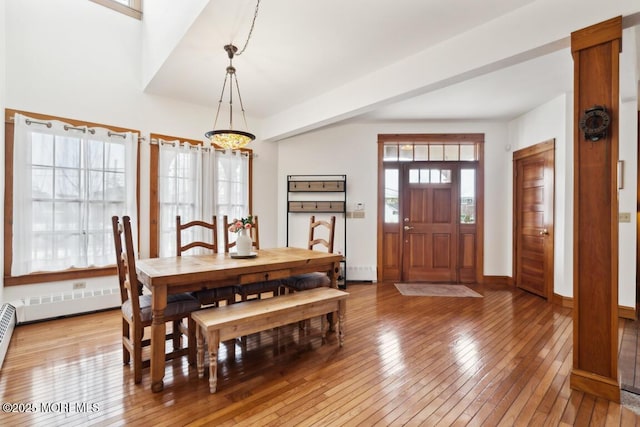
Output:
top-left (176, 215), bottom-right (236, 307)
top-left (112, 215), bottom-right (201, 384)
top-left (176, 215), bottom-right (218, 255)
top-left (223, 215), bottom-right (283, 301)
top-left (282, 215), bottom-right (336, 291)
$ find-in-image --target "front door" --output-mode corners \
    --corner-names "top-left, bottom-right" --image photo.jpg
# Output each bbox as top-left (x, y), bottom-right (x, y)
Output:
top-left (402, 163), bottom-right (458, 282)
top-left (513, 140), bottom-right (555, 299)
top-left (377, 136), bottom-right (484, 284)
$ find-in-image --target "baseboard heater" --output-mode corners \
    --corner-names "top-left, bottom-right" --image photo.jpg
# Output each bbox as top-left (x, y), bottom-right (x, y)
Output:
top-left (0, 304), bottom-right (17, 369)
top-left (10, 288), bottom-right (121, 324)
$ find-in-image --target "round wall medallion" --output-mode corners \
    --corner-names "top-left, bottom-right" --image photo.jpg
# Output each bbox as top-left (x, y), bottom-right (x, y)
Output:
top-left (579, 105), bottom-right (610, 141)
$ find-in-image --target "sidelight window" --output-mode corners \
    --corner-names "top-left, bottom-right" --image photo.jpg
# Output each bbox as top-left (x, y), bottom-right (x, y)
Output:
top-left (384, 169), bottom-right (399, 223)
top-left (460, 169), bottom-right (476, 224)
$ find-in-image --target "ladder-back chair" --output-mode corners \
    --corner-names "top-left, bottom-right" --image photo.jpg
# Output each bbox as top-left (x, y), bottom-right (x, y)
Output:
top-left (223, 215), bottom-right (283, 301)
top-left (112, 215), bottom-right (201, 384)
top-left (176, 216), bottom-right (236, 306)
top-left (282, 215), bottom-right (336, 291)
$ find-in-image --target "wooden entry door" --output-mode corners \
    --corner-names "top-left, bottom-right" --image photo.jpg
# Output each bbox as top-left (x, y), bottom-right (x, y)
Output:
top-left (402, 163), bottom-right (458, 282)
top-left (513, 140), bottom-right (554, 299)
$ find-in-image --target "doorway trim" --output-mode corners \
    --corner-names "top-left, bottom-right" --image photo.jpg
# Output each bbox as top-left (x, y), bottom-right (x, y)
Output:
top-left (376, 133), bottom-right (485, 284)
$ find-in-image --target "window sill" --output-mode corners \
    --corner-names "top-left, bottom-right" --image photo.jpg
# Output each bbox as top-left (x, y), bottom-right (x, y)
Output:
top-left (4, 266), bottom-right (117, 286)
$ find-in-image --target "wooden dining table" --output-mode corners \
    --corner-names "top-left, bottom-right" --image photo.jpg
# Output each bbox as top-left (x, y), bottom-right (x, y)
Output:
top-left (135, 247), bottom-right (343, 392)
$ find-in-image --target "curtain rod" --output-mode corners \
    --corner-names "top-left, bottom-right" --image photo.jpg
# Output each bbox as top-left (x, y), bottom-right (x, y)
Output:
top-left (151, 138), bottom-right (251, 156)
top-left (64, 124), bottom-right (94, 134)
top-left (11, 115), bottom-right (143, 140)
top-left (25, 118), bottom-right (52, 128)
top-left (108, 130), bottom-right (126, 138)
top-left (18, 116), bottom-right (142, 140)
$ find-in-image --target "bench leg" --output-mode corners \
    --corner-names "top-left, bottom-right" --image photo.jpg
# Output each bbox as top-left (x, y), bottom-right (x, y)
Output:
top-left (337, 300), bottom-right (346, 347)
top-left (207, 330), bottom-right (220, 393)
top-left (196, 324), bottom-right (205, 379)
top-left (328, 312), bottom-right (335, 332)
top-left (320, 315), bottom-right (327, 342)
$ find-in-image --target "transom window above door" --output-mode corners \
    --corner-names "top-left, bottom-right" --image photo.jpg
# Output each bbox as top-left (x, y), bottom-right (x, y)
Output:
top-left (383, 143), bottom-right (479, 162)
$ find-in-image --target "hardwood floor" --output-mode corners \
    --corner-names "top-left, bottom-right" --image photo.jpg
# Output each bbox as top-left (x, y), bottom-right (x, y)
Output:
top-left (2, 282), bottom-right (640, 426)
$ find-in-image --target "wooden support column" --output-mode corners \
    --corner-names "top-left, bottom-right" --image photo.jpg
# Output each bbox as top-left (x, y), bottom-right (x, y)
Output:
top-left (570, 16), bottom-right (622, 402)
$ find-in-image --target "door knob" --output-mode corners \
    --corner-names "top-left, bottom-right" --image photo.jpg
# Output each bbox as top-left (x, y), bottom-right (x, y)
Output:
top-left (404, 225), bottom-right (414, 231)
top-left (539, 229), bottom-right (549, 236)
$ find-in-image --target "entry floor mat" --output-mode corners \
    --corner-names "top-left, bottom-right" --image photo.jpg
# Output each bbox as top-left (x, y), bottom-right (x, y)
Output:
top-left (394, 283), bottom-right (483, 298)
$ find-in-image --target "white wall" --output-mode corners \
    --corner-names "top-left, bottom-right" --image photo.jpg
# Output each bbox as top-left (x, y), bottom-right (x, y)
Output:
top-left (618, 26), bottom-right (640, 308)
top-left (508, 94), bottom-right (573, 297)
top-left (141, 0), bottom-right (209, 88)
top-left (619, 100), bottom-right (639, 307)
top-left (277, 120), bottom-right (512, 281)
top-left (2, 0), bottom-right (277, 303)
top-left (0, 0), bottom-right (7, 304)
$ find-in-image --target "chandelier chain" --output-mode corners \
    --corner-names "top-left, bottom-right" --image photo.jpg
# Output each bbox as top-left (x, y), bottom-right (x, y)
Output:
top-left (236, 0), bottom-right (260, 56)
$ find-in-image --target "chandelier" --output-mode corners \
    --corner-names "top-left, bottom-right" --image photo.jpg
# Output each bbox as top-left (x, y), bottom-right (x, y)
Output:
top-left (205, 1), bottom-right (260, 150)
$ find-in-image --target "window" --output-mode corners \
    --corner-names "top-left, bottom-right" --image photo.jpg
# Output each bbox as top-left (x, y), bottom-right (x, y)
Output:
top-left (384, 168), bottom-right (399, 223)
top-left (90, 0), bottom-right (142, 20)
top-left (460, 169), bottom-right (476, 224)
top-left (383, 142), bottom-right (479, 162)
top-left (149, 134), bottom-right (252, 258)
top-left (408, 168), bottom-right (452, 184)
top-left (5, 110), bottom-right (139, 284)
top-left (157, 139), bottom-right (212, 257)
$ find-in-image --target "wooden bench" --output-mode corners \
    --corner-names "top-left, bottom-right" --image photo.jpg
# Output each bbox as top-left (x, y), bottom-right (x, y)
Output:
top-left (191, 286), bottom-right (348, 393)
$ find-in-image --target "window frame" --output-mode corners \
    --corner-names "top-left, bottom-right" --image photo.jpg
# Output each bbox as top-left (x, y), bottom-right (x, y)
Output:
top-left (90, 0), bottom-right (142, 20)
top-left (148, 133), bottom-right (253, 258)
top-left (4, 109), bottom-right (140, 285)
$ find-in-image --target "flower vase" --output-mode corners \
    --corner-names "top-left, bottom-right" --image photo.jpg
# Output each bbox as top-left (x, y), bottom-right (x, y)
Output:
top-left (236, 228), bottom-right (253, 256)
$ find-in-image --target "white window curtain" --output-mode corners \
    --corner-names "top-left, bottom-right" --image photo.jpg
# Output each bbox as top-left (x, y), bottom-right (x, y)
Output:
top-left (214, 149), bottom-right (250, 236)
top-left (12, 113), bottom-right (138, 275)
top-left (158, 140), bottom-right (216, 257)
top-left (157, 144), bottom-right (249, 257)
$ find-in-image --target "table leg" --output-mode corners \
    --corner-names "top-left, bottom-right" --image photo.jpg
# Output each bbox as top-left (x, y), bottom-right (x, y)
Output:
top-left (208, 330), bottom-right (220, 393)
top-left (329, 261), bottom-right (339, 289)
top-left (151, 285), bottom-right (168, 393)
top-left (338, 299), bottom-right (346, 347)
top-left (328, 261), bottom-right (339, 331)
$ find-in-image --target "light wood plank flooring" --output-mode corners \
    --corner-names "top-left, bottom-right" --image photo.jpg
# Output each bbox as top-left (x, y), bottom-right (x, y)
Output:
top-left (1, 282), bottom-right (640, 426)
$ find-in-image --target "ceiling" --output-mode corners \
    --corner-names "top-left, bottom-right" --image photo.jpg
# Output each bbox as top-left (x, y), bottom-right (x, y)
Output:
top-left (143, 0), bottom-right (636, 133)
top-left (358, 49), bottom-right (573, 122)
